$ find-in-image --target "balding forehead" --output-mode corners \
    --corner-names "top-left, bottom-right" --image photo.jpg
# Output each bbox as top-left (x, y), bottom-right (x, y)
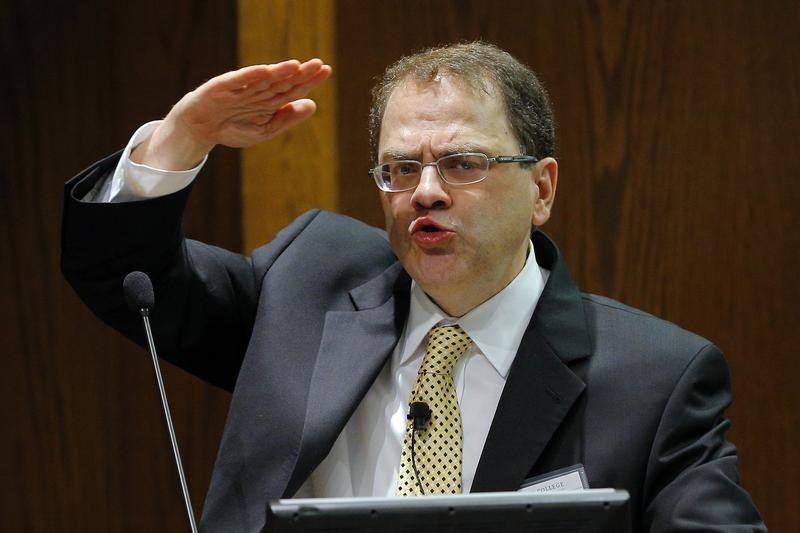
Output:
top-left (393, 71), bottom-right (496, 99)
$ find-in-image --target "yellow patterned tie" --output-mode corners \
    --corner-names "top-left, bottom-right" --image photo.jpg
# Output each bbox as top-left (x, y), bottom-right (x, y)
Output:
top-left (397, 324), bottom-right (473, 495)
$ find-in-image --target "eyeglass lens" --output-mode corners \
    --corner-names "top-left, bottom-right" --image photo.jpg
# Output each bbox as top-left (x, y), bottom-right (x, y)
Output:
top-left (379, 153), bottom-right (489, 190)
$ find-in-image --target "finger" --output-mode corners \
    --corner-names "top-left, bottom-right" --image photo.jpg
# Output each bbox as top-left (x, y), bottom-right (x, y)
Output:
top-left (211, 65), bottom-right (269, 91)
top-left (247, 61), bottom-right (331, 101)
top-left (246, 64), bottom-right (332, 111)
top-left (248, 73), bottom-right (328, 111)
top-left (295, 58), bottom-right (328, 80)
top-left (211, 60), bottom-right (303, 93)
top-left (221, 62), bottom-right (329, 107)
top-left (259, 99), bottom-right (318, 138)
top-left (281, 60), bottom-right (332, 93)
top-left (216, 99), bottom-right (316, 147)
top-left (304, 63), bottom-right (332, 87)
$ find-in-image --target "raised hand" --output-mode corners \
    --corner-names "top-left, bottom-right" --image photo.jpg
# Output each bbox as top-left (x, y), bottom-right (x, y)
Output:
top-left (131, 58), bottom-right (332, 170)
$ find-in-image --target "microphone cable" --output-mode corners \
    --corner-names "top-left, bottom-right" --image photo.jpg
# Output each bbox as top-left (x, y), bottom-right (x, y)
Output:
top-left (407, 401), bottom-right (431, 496)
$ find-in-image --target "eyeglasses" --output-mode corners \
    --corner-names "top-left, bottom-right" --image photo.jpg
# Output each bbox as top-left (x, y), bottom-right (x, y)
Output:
top-left (370, 152), bottom-right (539, 192)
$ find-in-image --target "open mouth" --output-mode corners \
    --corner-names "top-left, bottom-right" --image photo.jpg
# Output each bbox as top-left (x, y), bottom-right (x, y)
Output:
top-left (409, 217), bottom-right (453, 246)
top-left (419, 224), bottom-right (441, 233)
top-left (410, 217), bottom-right (449, 234)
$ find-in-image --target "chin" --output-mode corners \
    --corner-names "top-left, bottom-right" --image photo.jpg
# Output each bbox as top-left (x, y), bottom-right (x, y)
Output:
top-left (405, 254), bottom-right (468, 288)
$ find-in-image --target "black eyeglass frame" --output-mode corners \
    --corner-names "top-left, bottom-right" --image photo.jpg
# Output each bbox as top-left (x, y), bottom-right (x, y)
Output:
top-left (369, 152), bottom-right (539, 193)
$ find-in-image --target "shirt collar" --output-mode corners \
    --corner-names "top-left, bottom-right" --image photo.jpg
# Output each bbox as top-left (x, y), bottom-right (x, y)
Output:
top-left (397, 241), bottom-right (549, 378)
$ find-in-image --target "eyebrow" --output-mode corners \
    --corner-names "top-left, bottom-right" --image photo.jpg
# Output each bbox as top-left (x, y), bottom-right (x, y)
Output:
top-left (379, 143), bottom-right (492, 162)
top-left (380, 148), bottom-right (416, 162)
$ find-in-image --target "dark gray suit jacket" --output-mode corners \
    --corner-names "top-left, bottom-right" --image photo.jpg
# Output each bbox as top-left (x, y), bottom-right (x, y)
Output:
top-left (61, 152), bottom-right (765, 532)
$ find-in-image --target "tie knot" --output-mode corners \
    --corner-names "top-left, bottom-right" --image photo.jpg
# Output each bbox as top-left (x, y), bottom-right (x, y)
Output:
top-left (421, 325), bottom-right (472, 376)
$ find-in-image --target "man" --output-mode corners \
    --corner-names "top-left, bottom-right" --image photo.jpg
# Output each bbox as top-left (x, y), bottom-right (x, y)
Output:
top-left (61, 43), bottom-right (765, 532)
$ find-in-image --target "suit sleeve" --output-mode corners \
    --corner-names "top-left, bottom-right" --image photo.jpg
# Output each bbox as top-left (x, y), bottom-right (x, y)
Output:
top-left (643, 344), bottom-right (766, 531)
top-left (61, 151), bottom-right (258, 390)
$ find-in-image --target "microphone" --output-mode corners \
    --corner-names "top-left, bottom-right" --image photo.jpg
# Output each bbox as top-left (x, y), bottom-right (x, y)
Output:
top-left (407, 401), bottom-right (431, 430)
top-left (123, 270), bottom-right (155, 314)
top-left (406, 401), bottom-right (431, 495)
top-left (123, 271), bottom-right (198, 533)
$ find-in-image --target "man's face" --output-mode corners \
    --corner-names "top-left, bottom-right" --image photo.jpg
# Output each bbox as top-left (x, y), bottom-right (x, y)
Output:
top-left (378, 77), bottom-right (556, 316)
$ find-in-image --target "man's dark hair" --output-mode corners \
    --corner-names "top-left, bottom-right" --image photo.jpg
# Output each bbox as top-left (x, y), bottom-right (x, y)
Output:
top-left (368, 41), bottom-right (555, 166)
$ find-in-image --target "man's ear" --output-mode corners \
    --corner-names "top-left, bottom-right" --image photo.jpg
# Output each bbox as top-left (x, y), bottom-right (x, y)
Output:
top-left (531, 157), bottom-right (558, 227)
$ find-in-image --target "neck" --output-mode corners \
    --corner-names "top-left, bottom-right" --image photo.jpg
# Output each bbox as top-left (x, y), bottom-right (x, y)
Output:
top-left (422, 263), bottom-right (525, 317)
top-left (415, 241), bottom-right (531, 317)
top-left (424, 287), bottom-right (490, 318)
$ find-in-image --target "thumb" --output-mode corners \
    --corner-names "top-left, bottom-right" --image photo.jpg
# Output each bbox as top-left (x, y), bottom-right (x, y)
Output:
top-left (261, 99), bottom-right (318, 138)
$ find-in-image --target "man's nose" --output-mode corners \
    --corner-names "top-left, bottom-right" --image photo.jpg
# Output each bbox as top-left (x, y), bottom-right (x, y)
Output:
top-left (410, 165), bottom-right (452, 209)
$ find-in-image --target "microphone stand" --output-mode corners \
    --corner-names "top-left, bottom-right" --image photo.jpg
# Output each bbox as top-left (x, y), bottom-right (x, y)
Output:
top-left (140, 308), bottom-right (199, 533)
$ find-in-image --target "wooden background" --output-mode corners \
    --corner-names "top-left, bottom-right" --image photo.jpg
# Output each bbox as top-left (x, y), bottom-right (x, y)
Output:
top-left (2, 0), bottom-right (797, 530)
top-left (1, 1), bottom-right (237, 531)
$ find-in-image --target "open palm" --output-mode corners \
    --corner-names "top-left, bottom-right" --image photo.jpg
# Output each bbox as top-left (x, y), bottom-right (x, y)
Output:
top-left (133, 58), bottom-right (331, 170)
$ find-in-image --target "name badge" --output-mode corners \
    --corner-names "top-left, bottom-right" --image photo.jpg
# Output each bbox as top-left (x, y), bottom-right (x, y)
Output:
top-left (518, 464), bottom-right (589, 493)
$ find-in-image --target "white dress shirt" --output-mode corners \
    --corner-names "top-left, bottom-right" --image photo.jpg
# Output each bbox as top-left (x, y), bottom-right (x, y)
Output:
top-left (299, 245), bottom-right (548, 496)
top-left (98, 121), bottom-right (205, 203)
top-left (106, 122), bottom-right (550, 496)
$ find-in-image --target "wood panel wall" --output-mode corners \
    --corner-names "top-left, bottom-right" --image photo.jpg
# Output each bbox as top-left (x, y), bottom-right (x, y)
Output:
top-left (238, 0), bottom-right (340, 251)
top-left (1, 2), bottom-right (237, 531)
top-left (4, 0), bottom-right (797, 531)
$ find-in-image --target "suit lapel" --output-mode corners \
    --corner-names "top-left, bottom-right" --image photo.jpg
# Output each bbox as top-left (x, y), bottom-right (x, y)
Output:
top-left (285, 263), bottom-right (410, 495)
top-left (283, 230), bottom-right (591, 495)
top-left (472, 231), bottom-right (592, 492)
top-left (471, 327), bottom-right (586, 491)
